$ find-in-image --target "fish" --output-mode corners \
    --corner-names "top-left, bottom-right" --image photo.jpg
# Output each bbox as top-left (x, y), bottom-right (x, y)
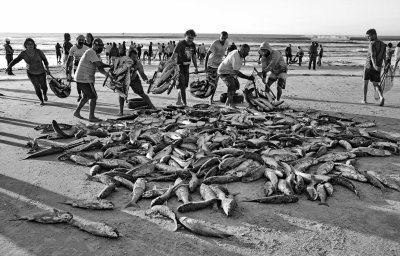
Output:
top-left (170, 155), bottom-right (191, 169)
top-left (61, 199), bottom-right (114, 210)
top-left (174, 178), bottom-right (190, 204)
top-left (111, 176), bottom-right (135, 190)
top-left (178, 217), bottom-right (233, 238)
top-left (202, 175), bottom-right (240, 185)
top-left (153, 145), bottom-right (173, 160)
top-left (338, 140), bottom-right (353, 151)
top-left (264, 168), bottom-right (279, 190)
top-left (188, 171), bottom-right (200, 192)
top-left (52, 120), bottom-right (76, 138)
top-left (330, 175), bottom-right (359, 197)
top-left (225, 159), bottom-right (254, 176)
top-left (351, 147), bottom-right (391, 157)
top-left (316, 152), bottom-right (356, 163)
top-left (200, 184), bottom-right (219, 210)
top-left (11, 208), bottom-right (73, 223)
top-left (316, 161), bottom-right (335, 175)
top-left (366, 171), bottom-right (400, 192)
top-left (142, 187), bottom-right (168, 199)
top-left (97, 183), bottom-right (117, 199)
top-left (314, 145), bottom-right (328, 158)
top-left (85, 173), bottom-right (120, 186)
top-left (294, 174), bottom-right (306, 194)
top-left (323, 182), bottom-right (334, 196)
top-left (89, 165), bottom-right (102, 176)
top-left (25, 146), bottom-right (65, 159)
top-left (242, 195), bottom-right (299, 204)
top-left (334, 164), bottom-right (367, 182)
top-left (316, 184), bottom-right (329, 206)
top-left (212, 147), bottom-right (243, 156)
top-left (145, 205), bottom-right (179, 231)
top-left (294, 171), bottom-right (331, 183)
top-left (197, 157), bottom-right (220, 176)
top-left (242, 166), bottom-right (266, 183)
top-left (361, 171), bottom-right (386, 192)
top-left (218, 157), bottom-right (245, 172)
top-left (210, 185), bottom-right (237, 216)
top-left (177, 199), bottom-right (220, 213)
top-left (69, 218), bottom-right (119, 238)
top-left (264, 181), bottom-right (275, 196)
top-left (292, 157), bottom-right (317, 172)
top-left (125, 178), bottom-right (146, 208)
top-left (150, 181), bottom-right (182, 207)
top-left (278, 179), bottom-right (294, 196)
top-left (306, 175), bottom-right (318, 201)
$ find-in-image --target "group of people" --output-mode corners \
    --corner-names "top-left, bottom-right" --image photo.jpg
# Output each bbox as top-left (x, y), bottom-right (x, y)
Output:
top-left (283, 43), bottom-right (323, 69)
top-left (3, 28), bottom-right (400, 121)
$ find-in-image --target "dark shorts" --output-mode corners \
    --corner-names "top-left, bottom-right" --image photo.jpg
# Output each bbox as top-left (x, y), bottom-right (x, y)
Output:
top-left (129, 76), bottom-right (144, 95)
top-left (178, 65), bottom-right (190, 89)
top-left (220, 74), bottom-right (240, 93)
top-left (363, 68), bottom-right (381, 83)
top-left (77, 82), bottom-right (97, 99)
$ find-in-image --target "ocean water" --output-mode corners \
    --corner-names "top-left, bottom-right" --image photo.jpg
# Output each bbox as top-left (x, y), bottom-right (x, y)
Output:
top-left (1, 32), bottom-right (399, 69)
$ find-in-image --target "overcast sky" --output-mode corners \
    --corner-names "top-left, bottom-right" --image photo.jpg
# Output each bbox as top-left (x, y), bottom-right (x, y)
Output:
top-left (2, 0), bottom-right (399, 36)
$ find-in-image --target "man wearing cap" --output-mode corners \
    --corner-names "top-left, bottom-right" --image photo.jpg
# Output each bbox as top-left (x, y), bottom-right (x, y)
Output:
top-left (259, 42), bottom-right (288, 101)
top-left (217, 44), bottom-right (254, 107)
top-left (66, 35), bottom-right (90, 101)
top-left (71, 38), bottom-right (110, 122)
top-left (205, 31), bottom-right (229, 104)
top-left (362, 28), bottom-right (386, 106)
top-left (3, 38), bottom-right (15, 75)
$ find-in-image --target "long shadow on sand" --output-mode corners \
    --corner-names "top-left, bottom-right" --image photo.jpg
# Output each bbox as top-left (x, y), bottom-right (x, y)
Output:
top-left (0, 116), bottom-right (42, 126)
top-left (0, 173), bottom-right (241, 256)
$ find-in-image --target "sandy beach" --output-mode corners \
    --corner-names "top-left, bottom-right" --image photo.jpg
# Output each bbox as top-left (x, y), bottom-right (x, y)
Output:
top-left (0, 62), bottom-right (400, 256)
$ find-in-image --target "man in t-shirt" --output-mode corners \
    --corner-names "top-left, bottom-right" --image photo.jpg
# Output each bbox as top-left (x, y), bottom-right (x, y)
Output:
top-left (171, 29), bottom-right (199, 106)
top-left (205, 31), bottom-right (229, 104)
top-left (71, 38), bottom-right (110, 122)
top-left (66, 35), bottom-right (90, 101)
top-left (217, 44), bottom-right (254, 107)
top-left (362, 28), bottom-right (386, 106)
top-left (62, 33), bottom-right (73, 65)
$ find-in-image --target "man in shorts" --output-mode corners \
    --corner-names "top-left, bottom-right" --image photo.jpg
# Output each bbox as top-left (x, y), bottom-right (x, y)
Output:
top-left (217, 44), bottom-right (254, 107)
top-left (66, 35), bottom-right (89, 101)
top-left (171, 29), bottom-right (199, 106)
top-left (205, 31), bottom-right (229, 104)
top-left (362, 28), bottom-right (386, 106)
top-left (71, 38), bottom-right (109, 122)
top-left (259, 41), bottom-right (288, 101)
top-left (118, 49), bottom-right (156, 115)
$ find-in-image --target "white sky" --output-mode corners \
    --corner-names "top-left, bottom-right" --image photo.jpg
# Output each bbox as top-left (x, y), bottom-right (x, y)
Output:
top-left (2, 0), bottom-right (399, 36)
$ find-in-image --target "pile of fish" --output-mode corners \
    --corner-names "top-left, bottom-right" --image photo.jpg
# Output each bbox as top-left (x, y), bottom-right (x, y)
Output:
top-left (25, 104), bottom-right (400, 238)
top-left (148, 59), bottom-right (179, 94)
top-left (189, 79), bottom-right (216, 98)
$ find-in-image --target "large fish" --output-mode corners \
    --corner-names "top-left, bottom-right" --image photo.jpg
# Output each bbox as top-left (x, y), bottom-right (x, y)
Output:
top-left (361, 171), bottom-right (386, 192)
top-left (188, 171), bottom-right (200, 192)
top-left (278, 179), bottom-right (294, 196)
top-left (97, 183), bottom-right (117, 199)
top-left (366, 171), bottom-right (400, 192)
top-left (200, 184), bottom-right (219, 210)
top-left (242, 195), bottom-right (299, 204)
top-left (316, 161), bottom-right (335, 175)
top-left (210, 185), bottom-right (237, 216)
top-left (330, 175), bottom-right (359, 197)
top-left (264, 181), bottom-right (275, 196)
top-left (125, 178), bottom-right (146, 208)
top-left (150, 181), bottom-right (182, 207)
top-left (351, 147), bottom-right (391, 157)
top-left (316, 184), bottom-right (329, 206)
top-left (264, 168), bottom-right (279, 191)
top-left (145, 205), bottom-right (179, 231)
top-left (174, 178), bottom-right (190, 204)
top-left (61, 199), bottom-right (114, 210)
top-left (178, 217), bottom-right (233, 238)
top-left (306, 175), bottom-right (318, 201)
top-left (177, 199), bottom-right (220, 213)
top-left (11, 208), bottom-right (73, 224)
top-left (242, 166), bottom-right (266, 183)
top-left (316, 152), bottom-right (356, 163)
top-left (69, 218), bottom-right (119, 238)
top-left (203, 175), bottom-right (240, 185)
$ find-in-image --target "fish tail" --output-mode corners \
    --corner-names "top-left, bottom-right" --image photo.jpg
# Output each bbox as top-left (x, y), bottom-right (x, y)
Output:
top-left (124, 201), bottom-right (140, 209)
top-left (318, 202), bottom-right (329, 207)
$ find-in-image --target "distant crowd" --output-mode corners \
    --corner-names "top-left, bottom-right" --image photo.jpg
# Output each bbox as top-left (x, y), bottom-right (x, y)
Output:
top-left (3, 29), bottom-right (400, 122)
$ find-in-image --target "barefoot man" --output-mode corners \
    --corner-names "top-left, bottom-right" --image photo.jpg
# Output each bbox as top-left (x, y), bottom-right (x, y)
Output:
top-left (205, 31), bottom-right (229, 104)
top-left (362, 28), bottom-right (386, 106)
top-left (71, 38), bottom-right (109, 122)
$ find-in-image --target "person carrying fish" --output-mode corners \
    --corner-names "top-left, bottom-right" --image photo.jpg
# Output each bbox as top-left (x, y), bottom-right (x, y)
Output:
top-left (362, 28), bottom-right (386, 106)
top-left (171, 29), bottom-right (199, 106)
top-left (118, 49), bottom-right (156, 115)
top-left (217, 44), bottom-right (254, 107)
top-left (258, 41), bottom-right (288, 102)
top-left (205, 31), bottom-right (229, 104)
top-left (66, 35), bottom-right (90, 102)
top-left (71, 38), bottom-right (110, 122)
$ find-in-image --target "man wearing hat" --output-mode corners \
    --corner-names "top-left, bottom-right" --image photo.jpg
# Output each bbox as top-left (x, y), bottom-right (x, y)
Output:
top-left (66, 35), bottom-right (90, 101)
top-left (71, 38), bottom-right (109, 122)
top-left (259, 42), bottom-right (288, 101)
top-left (3, 38), bottom-right (15, 75)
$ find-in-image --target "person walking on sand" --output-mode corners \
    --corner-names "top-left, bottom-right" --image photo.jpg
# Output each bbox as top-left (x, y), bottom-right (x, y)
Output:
top-left (317, 44), bottom-right (324, 66)
top-left (4, 38), bottom-right (15, 75)
top-left (148, 42), bottom-right (153, 64)
top-left (205, 31), bottom-right (229, 104)
top-left (171, 29), bottom-right (199, 106)
top-left (136, 43), bottom-right (143, 60)
top-left (362, 29), bottom-right (386, 106)
top-left (295, 46), bottom-right (304, 66)
top-left (6, 38), bottom-right (51, 105)
top-left (394, 42), bottom-right (400, 73)
top-left (217, 44), bottom-right (254, 107)
top-left (259, 42), bottom-right (288, 102)
top-left (63, 33), bottom-right (73, 65)
top-left (285, 44), bottom-right (292, 65)
top-left (55, 42), bottom-right (62, 64)
top-left (66, 35), bottom-right (90, 102)
top-left (71, 38), bottom-right (110, 122)
top-left (118, 49), bottom-right (156, 115)
top-left (308, 42), bottom-right (318, 70)
top-left (84, 33), bottom-right (94, 48)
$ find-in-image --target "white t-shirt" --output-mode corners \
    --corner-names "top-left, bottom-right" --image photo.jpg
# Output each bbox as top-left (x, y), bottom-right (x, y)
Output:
top-left (217, 50), bottom-right (242, 75)
top-left (207, 40), bottom-right (229, 68)
top-left (69, 45), bottom-right (90, 68)
top-left (74, 48), bottom-right (101, 83)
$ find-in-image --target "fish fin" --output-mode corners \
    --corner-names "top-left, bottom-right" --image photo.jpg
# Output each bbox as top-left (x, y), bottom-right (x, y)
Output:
top-left (318, 202), bottom-right (329, 207)
top-left (124, 202), bottom-right (140, 209)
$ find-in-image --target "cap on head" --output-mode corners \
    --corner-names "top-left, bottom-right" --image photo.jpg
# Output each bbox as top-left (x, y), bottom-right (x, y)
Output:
top-left (93, 38), bottom-right (104, 46)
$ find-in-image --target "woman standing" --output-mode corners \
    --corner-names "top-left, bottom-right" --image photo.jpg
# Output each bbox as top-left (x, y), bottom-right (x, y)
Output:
top-left (84, 33), bottom-right (94, 48)
top-left (6, 38), bottom-right (50, 105)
